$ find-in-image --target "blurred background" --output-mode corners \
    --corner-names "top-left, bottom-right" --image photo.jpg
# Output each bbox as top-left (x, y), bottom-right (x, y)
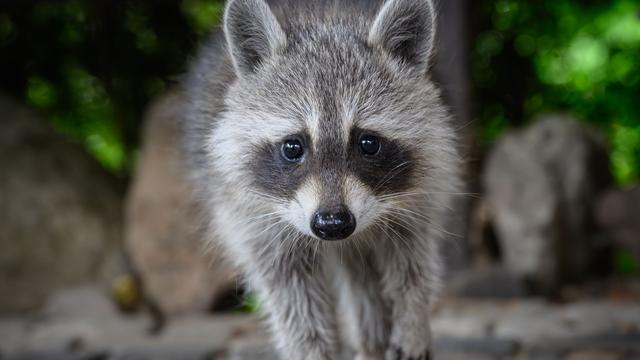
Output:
top-left (1, 1), bottom-right (639, 359)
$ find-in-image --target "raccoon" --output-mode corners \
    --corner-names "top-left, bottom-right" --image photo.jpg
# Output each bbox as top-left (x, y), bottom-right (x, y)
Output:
top-left (182, 0), bottom-right (461, 359)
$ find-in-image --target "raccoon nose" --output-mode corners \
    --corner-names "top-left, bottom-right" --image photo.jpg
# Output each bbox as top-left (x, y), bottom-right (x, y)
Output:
top-left (311, 207), bottom-right (356, 241)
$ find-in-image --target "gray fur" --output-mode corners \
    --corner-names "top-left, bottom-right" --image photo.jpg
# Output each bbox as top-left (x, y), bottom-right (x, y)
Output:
top-left (224, 0), bottom-right (286, 77)
top-left (182, 0), bottom-right (461, 359)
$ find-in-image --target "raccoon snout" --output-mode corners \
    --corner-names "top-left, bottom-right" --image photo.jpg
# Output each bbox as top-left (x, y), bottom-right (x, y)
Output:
top-left (310, 206), bottom-right (356, 241)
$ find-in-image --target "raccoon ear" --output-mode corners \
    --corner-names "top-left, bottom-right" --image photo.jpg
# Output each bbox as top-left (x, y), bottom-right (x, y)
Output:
top-left (368, 0), bottom-right (437, 71)
top-left (224, 0), bottom-right (286, 77)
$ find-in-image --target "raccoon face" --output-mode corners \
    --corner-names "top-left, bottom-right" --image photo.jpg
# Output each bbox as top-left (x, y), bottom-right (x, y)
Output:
top-left (212, 0), bottom-right (450, 241)
top-left (245, 128), bottom-right (418, 241)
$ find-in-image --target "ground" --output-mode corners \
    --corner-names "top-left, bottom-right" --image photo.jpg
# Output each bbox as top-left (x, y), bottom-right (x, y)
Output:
top-left (1, 285), bottom-right (640, 360)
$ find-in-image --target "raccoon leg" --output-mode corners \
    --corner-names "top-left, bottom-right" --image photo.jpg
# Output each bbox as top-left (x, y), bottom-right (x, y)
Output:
top-left (337, 248), bottom-right (390, 360)
top-left (249, 246), bottom-right (340, 360)
top-left (379, 238), bottom-right (440, 360)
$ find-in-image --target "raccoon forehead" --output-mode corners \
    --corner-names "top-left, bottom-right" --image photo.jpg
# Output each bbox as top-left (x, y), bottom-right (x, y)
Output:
top-left (225, 62), bottom-right (441, 147)
top-left (221, 96), bottom-right (318, 145)
top-left (222, 91), bottom-right (432, 149)
top-left (355, 85), bottom-right (447, 142)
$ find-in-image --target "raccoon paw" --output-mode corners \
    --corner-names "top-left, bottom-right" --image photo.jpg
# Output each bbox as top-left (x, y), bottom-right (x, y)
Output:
top-left (384, 345), bottom-right (431, 360)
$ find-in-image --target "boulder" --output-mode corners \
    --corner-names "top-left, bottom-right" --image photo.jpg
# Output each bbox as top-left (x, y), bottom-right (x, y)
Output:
top-left (595, 185), bottom-right (640, 258)
top-left (42, 285), bottom-right (121, 320)
top-left (124, 90), bottom-right (235, 316)
top-left (483, 115), bottom-right (612, 292)
top-left (447, 267), bottom-right (529, 299)
top-left (0, 96), bottom-right (123, 313)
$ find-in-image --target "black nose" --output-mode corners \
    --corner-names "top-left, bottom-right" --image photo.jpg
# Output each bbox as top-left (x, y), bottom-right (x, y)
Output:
top-left (311, 207), bottom-right (356, 241)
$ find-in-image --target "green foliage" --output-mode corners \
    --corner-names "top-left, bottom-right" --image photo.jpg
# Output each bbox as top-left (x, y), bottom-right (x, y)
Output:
top-left (615, 249), bottom-right (639, 274)
top-left (240, 293), bottom-right (261, 314)
top-left (473, 0), bottom-right (640, 184)
top-left (182, 0), bottom-right (225, 35)
top-left (0, 0), bottom-right (226, 175)
top-left (2, 0), bottom-right (639, 184)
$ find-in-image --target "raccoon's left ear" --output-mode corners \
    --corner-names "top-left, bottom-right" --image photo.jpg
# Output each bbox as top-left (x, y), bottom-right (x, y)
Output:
top-left (224, 0), bottom-right (286, 78)
top-left (368, 0), bottom-right (437, 72)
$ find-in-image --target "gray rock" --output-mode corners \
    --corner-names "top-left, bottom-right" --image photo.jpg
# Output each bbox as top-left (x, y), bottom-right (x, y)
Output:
top-left (3, 300), bottom-right (639, 360)
top-left (124, 90), bottom-right (236, 316)
top-left (432, 300), bottom-right (510, 338)
top-left (433, 337), bottom-right (519, 357)
top-left (562, 351), bottom-right (625, 360)
top-left (22, 317), bottom-right (150, 353)
top-left (25, 322), bottom-right (106, 353)
top-left (0, 311), bottom-right (259, 357)
top-left (432, 300), bottom-right (640, 345)
top-left (6, 351), bottom-right (107, 360)
top-left (595, 185), bottom-right (640, 257)
top-left (435, 354), bottom-right (498, 360)
top-left (447, 267), bottom-right (529, 298)
top-left (226, 336), bottom-right (279, 360)
top-left (42, 286), bottom-right (120, 320)
top-left (493, 301), bottom-right (640, 344)
top-left (0, 96), bottom-right (123, 313)
top-left (483, 115), bottom-right (612, 292)
top-left (527, 333), bottom-right (640, 358)
top-left (0, 317), bottom-right (30, 355)
top-left (107, 349), bottom-right (213, 360)
top-left (155, 315), bottom-right (262, 350)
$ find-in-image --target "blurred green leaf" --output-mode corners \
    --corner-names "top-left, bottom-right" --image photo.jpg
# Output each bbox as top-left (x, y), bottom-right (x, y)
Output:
top-left (614, 249), bottom-right (639, 274)
top-left (181, 0), bottom-right (224, 34)
top-left (0, 13), bottom-right (13, 44)
top-left (240, 293), bottom-right (261, 314)
top-left (474, 0), bottom-right (640, 184)
top-left (26, 77), bottom-right (57, 109)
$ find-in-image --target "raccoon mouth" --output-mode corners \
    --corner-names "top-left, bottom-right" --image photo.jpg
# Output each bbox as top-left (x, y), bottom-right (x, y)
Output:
top-left (310, 207), bottom-right (357, 241)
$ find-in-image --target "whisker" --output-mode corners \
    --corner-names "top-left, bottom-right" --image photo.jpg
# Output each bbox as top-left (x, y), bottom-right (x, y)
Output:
top-left (387, 207), bottom-right (463, 239)
top-left (379, 191), bottom-right (479, 201)
top-left (247, 189), bottom-right (288, 204)
top-left (373, 161), bottom-right (412, 192)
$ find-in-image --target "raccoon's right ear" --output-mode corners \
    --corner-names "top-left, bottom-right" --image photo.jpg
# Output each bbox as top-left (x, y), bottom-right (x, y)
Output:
top-left (368, 0), bottom-right (437, 72)
top-left (224, 0), bottom-right (286, 77)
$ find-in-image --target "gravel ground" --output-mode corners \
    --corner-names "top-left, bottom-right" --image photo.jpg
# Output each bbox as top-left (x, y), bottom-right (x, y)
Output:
top-left (1, 287), bottom-right (640, 360)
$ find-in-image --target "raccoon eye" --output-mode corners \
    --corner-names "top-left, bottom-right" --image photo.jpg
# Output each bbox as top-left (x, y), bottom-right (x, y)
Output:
top-left (359, 134), bottom-right (380, 156)
top-left (281, 138), bottom-right (304, 161)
